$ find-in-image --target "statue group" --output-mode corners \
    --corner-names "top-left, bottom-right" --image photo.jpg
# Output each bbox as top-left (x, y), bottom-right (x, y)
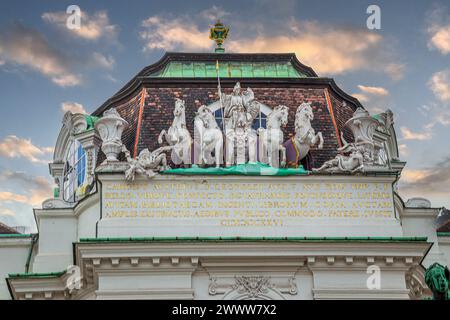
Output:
top-left (94, 82), bottom-right (392, 181)
top-left (153, 82), bottom-right (323, 174)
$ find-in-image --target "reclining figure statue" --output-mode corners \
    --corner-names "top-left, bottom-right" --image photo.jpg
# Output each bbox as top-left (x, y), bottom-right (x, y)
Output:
top-left (123, 145), bottom-right (172, 181)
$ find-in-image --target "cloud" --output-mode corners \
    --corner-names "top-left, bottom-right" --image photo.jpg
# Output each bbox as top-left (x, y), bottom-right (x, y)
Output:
top-left (140, 16), bottom-right (211, 51)
top-left (384, 63), bottom-right (405, 81)
top-left (400, 127), bottom-right (432, 141)
top-left (351, 93), bottom-right (369, 103)
top-left (0, 191), bottom-right (28, 203)
top-left (0, 23), bottom-right (81, 86)
top-left (61, 101), bottom-right (86, 114)
top-left (227, 20), bottom-right (400, 77)
top-left (428, 69), bottom-right (450, 102)
top-left (426, 6), bottom-right (450, 55)
top-left (352, 85), bottom-right (390, 114)
top-left (139, 11), bottom-right (402, 78)
top-left (0, 207), bottom-right (15, 216)
top-left (92, 52), bottom-right (115, 70)
top-left (0, 135), bottom-right (53, 164)
top-left (0, 171), bottom-right (53, 206)
top-left (428, 26), bottom-right (450, 54)
top-left (42, 10), bottom-right (117, 41)
top-left (199, 6), bottom-right (230, 21)
top-left (398, 156), bottom-right (450, 206)
top-left (398, 144), bottom-right (409, 157)
top-left (357, 85), bottom-right (389, 96)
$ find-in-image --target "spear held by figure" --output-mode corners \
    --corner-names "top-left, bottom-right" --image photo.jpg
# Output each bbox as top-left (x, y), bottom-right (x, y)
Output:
top-left (216, 60), bottom-right (225, 133)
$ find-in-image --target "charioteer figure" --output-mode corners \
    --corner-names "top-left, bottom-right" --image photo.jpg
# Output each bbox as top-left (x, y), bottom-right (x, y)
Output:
top-left (220, 82), bottom-right (260, 166)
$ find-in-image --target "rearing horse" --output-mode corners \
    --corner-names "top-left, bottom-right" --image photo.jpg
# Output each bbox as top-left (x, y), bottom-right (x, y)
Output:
top-left (258, 105), bottom-right (289, 168)
top-left (158, 98), bottom-right (192, 165)
top-left (288, 103), bottom-right (323, 164)
top-left (194, 105), bottom-right (223, 167)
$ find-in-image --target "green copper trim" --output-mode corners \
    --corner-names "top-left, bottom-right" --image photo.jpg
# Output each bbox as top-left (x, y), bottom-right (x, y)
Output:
top-left (8, 271), bottom-right (66, 279)
top-left (79, 236), bottom-right (428, 243)
top-left (0, 234), bottom-right (32, 238)
top-left (85, 115), bottom-right (99, 131)
top-left (149, 61), bottom-right (307, 78)
top-left (437, 232), bottom-right (450, 237)
top-left (162, 162), bottom-right (308, 176)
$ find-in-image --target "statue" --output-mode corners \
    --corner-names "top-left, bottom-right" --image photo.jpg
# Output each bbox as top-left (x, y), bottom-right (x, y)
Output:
top-left (425, 262), bottom-right (450, 300)
top-left (95, 108), bottom-right (128, 164)
top-left (293, 103), bottom-right (324, 155)
top-left (258, 105), bottom-right (289, 168)
top-left (313, 132), bottom-right (365, 173)
top-left (313, 107), bottom-right (382, 174)
top-left (158, 98), bottom-right (192, 166)
top-left (284, 103), bottom-right (323, 168)
top-left (123, 145), bottom-right (172, 181)
top-left (194, 105), bottom-right (223, 167)
top-left (221, 82), bottom-right (260, 166)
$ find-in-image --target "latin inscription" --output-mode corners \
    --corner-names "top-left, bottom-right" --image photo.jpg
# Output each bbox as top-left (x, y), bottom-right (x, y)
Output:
top-left (102, 180), bottom-right (395, 227)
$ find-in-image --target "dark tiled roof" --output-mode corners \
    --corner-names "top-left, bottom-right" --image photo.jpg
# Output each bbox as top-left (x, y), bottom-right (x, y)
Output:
top-left (0, 221), bottom-right (19, 234)
top-left (437, 208), bottom-right (450, 232)
top-left (92, 51), bottom-right (366, 168)
top-left (92, 52), bottom-right (362, 116)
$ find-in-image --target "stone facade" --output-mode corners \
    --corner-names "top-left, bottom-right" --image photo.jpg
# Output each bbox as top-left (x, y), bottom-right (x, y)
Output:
top-left (1, 52), bottom-right (448, 300)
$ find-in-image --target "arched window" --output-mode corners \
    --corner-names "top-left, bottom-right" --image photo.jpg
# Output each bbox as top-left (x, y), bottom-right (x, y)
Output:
top-left (63, 140), bottom-right (86, 203)
top-left (208, 101), bottom-right (271, 130)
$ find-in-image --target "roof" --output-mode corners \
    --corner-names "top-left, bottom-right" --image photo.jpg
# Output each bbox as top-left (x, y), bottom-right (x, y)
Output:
top-left (0, 221), bottom-right (19, 234)
top-left (92, 52), bottom-right (363, 116)
top-left (78, 236), bottom-right (428, 243)
top-left (437, 208), bottom-right (450, 232)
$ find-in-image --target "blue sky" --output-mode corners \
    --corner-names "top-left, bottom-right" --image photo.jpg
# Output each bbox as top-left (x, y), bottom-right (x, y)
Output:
top-left (0, 0), bottom-right (449, 231)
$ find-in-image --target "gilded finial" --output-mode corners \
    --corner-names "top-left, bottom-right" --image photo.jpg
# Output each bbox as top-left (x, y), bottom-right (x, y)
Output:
top-left (209, 20), bottom-right (229, 53)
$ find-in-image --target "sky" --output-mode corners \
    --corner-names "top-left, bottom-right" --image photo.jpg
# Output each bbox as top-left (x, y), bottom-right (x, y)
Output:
top-left (0, 0), bottom-right (449, 232)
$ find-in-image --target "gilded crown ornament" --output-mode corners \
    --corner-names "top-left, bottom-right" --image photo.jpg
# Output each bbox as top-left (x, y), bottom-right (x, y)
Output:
top-left (209, 20), bottom-right (229, 53)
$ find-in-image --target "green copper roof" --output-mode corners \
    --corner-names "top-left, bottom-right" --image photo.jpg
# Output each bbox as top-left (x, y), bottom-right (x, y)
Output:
top-left (149, 61), bottom-right (307, 78)
top-left (8, 271), bottom-right (66, 279)
top-left (79, 236), bottom-right (428, 243)
top-left (162, 162), bottom-right (308, 176)
top-left (0, 234), bottom-right (32, 238)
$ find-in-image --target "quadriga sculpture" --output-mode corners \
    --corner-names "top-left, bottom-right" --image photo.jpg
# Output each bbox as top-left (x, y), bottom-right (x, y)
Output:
top-left (158, 98), bottom-right (192, 166)
top-left (258, 105), bottom-right (289, 168)
top-left (194, 105), bottom-right (223, 167)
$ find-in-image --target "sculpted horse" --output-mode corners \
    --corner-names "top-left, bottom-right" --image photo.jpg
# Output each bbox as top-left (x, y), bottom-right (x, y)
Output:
top-left (158, 98), bottom-right (192, 165)
top-left (291, 103), bottom-right (323, 161)
top-left (258, 105), bottom-right (289, 168)
top-left (194, 105), bottom-right (223, 167)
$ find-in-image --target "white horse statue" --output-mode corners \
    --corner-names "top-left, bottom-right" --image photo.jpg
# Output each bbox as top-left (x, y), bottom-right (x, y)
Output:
top-left (158, 98), bottom-right (192, 165)
top-left (258, 105), bottom-right (289, 168)
top-left (194, 105), bottom-right (223, 167)
top-left (292, 103), bottom-right (324, 161)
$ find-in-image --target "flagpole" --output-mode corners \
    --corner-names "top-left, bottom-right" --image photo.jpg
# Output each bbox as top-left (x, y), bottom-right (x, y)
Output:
top-left (216, 60), bottom-right (225, 132)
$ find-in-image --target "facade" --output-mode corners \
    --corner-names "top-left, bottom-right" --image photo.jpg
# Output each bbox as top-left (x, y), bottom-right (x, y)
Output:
top-left (0, 50), bottom-right (449, 300)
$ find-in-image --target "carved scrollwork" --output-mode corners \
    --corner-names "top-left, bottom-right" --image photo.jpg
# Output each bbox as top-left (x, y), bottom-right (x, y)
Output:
top-left (208, 275), bottom-right (298, 300)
